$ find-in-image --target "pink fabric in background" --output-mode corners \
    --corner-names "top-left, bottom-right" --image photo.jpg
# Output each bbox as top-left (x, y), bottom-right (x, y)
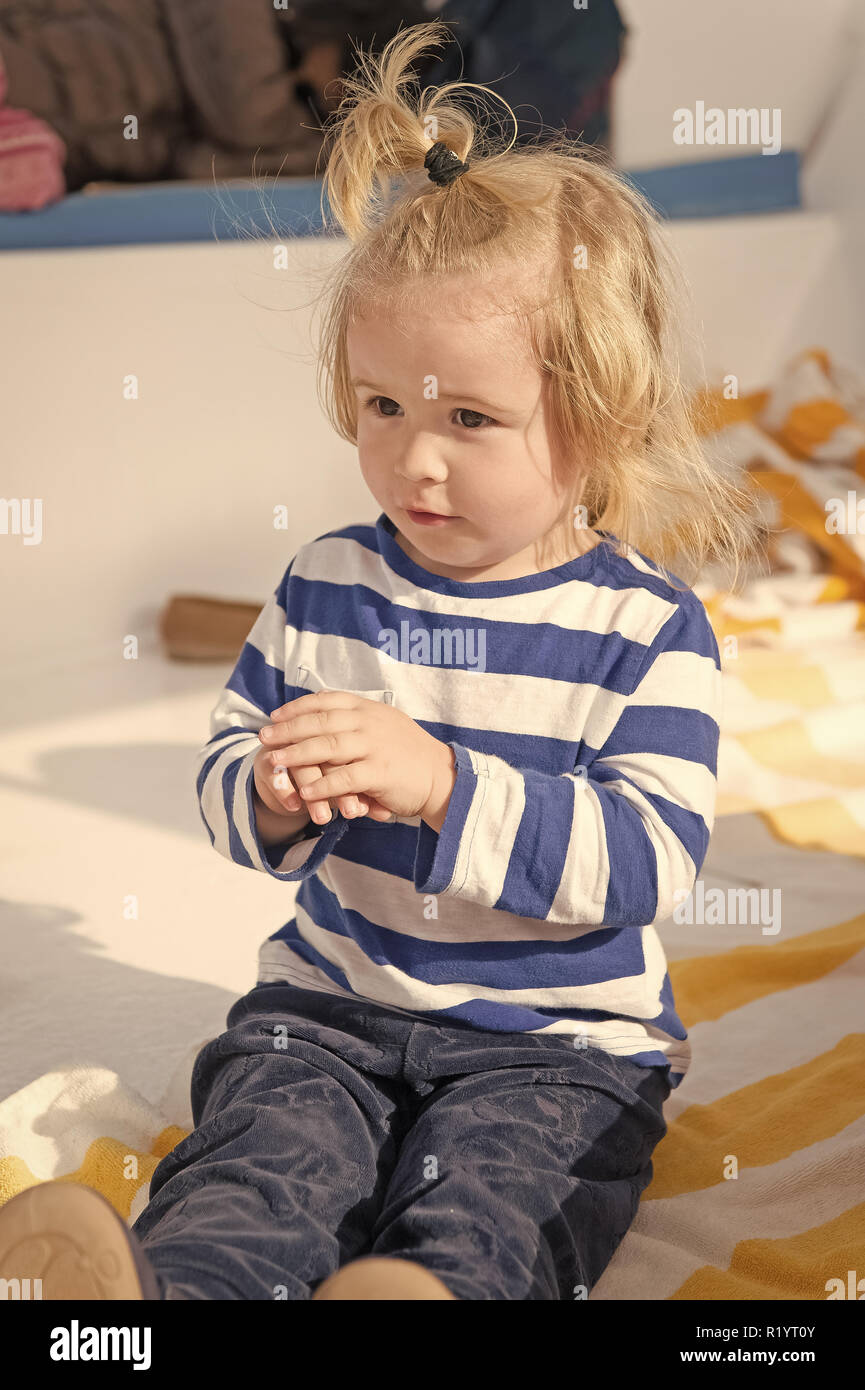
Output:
top-left (0, 50), bottom-right (66, 211)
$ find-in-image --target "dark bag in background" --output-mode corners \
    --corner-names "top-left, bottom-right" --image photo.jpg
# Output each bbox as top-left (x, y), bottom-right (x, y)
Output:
top-left (412, 0), bottom-right (627, 152)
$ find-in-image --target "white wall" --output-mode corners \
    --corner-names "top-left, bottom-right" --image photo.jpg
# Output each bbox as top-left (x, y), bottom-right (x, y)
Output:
top-left (784, 0), bottom-right (865, 367)
top-left (612, 0), bottom-right (865, 387)
top-left (614, 0), bottom-right (856, 168)
top-left (0, 237), bottom-right (364, 723)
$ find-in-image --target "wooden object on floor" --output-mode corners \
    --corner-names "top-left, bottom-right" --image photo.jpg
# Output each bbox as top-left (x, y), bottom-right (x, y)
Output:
top-left (159, 594), bottom-right (262, 662)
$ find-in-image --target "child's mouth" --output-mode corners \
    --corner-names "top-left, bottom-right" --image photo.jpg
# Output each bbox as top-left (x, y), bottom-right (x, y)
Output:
top-left (405, 509), bottom-right (459, 527)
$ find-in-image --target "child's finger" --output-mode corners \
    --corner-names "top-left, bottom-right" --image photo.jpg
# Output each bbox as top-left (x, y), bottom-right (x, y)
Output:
top-left (275, 764), bottom-right (333, 822)
top-left (269, 763), bottom-right (299, 809)
top-left (313, 760), bottom-right (367, 820)
top-left (280, 761), bottom-right (384, 823)
top-left (296, 766), bottom-right (345, 825)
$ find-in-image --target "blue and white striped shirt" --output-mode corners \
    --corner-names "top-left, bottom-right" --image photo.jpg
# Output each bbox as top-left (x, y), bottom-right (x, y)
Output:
top-left (195, 512), bottom-right (722, 1087)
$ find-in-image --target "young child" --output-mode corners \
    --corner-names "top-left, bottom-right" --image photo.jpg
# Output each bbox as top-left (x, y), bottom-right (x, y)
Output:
top-left (0, 20), bottom-right (760, 1301)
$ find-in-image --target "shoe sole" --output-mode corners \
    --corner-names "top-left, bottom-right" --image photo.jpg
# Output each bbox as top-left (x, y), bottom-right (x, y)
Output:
top-left (0, 1182), bottom-right (160, 1300)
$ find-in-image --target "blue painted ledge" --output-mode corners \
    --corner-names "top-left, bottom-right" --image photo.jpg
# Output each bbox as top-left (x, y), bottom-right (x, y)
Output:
top-left (0, 151), bottom-right (800, 251)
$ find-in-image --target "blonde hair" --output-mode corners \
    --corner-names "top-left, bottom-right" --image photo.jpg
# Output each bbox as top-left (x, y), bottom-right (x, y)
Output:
top-left (311, 19), bottom-right (764, 590)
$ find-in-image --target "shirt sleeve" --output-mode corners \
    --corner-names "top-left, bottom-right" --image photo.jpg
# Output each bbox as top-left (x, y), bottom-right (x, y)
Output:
top-left (193, 564), bottom-right (351, 881)
top-left (412, 595), bottom-right (722, 927)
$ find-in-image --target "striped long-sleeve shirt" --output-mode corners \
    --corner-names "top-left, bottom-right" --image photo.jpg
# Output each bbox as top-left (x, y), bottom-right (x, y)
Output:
top-left (195, 512), bottom-right (722, 1087)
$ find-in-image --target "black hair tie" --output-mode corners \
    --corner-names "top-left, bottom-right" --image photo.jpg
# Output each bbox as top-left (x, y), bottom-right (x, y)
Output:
top-left (424, 140), bottom-right (470, 187)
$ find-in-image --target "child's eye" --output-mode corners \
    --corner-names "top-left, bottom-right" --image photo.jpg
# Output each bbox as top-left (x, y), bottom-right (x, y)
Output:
top-left (455, 407), bottom-right (495, 429)
top-left (365, 394), bottom-right (401, 417)
top-left (363, 396), bottom-right (496, 429)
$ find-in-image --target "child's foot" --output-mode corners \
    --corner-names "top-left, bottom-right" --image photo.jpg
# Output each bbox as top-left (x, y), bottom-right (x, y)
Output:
top-left (312, 1255), bottom-right (457, 1300)
top-left (0, 1182), bottom-right (161, 1299)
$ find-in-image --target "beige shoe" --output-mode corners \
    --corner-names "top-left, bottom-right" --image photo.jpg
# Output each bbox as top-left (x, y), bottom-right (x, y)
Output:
top-left (0, 1182), bottom-right (161, 1300)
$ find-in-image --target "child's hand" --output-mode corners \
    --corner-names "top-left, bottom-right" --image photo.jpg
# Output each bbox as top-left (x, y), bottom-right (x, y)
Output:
top-left (260, 692), bottom-right (454, 822)
top-left (253, 745), bottom-right (359, 825)
top-left (292, 761), bottom-right (395, 822)
top-left (253, 743), bottom-right (390, 824)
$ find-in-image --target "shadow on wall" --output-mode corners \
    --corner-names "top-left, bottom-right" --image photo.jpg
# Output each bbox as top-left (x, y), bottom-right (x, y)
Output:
top-left (0, 743), bottom-right (214, 841)
top-left (0, 647), bottom-right (234, 737)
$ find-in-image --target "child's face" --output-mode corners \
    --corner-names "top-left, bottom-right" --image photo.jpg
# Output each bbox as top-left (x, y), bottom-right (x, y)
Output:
top-left (348, 278), bottom-right (584, 581)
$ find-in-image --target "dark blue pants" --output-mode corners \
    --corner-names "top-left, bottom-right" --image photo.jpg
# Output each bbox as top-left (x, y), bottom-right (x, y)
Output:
top-left (131, 982), bottom-right (670, 1300)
